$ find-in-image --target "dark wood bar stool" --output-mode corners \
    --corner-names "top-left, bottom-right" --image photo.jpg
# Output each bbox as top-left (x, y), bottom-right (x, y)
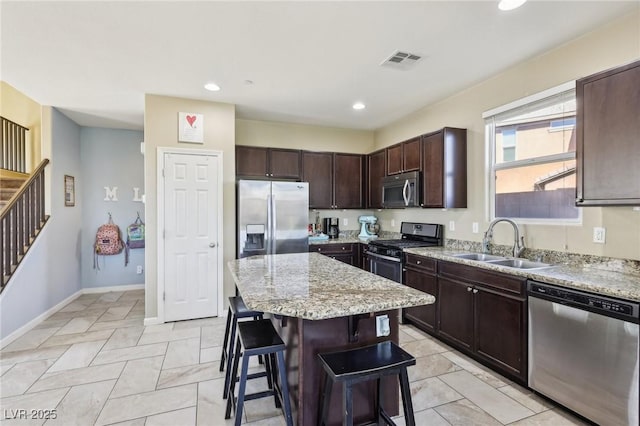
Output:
top-left (225, 319), bottom-right (293, 426)
top-left (220, 295), bottom-right (264, 399)
top-left (317, 341), bottom-right (417, 426)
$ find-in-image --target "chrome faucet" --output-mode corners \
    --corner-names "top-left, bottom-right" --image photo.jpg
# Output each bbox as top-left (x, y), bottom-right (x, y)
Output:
top-left (482, 218), bottom-right (525, 258)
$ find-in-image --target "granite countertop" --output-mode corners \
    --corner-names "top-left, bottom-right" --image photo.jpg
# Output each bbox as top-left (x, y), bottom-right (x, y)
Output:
top-left (405, 247), bottom-right (640, 301)
top-left (227, 252), bottom-right (435, 320)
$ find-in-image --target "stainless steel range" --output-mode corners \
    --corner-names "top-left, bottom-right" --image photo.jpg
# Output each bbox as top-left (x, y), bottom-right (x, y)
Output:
top-left (367, 222), bottom-right (443, 283)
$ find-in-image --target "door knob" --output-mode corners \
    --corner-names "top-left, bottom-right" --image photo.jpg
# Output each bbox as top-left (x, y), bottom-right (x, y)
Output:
top-left (209, 243), bottom-right (216, 248)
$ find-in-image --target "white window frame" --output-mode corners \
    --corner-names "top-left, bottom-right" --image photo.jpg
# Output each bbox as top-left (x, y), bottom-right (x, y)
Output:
top-left (483, 81), bottom-right (582, 226)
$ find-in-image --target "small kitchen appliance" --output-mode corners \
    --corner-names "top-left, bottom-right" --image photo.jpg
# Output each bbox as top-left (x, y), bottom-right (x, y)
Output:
top-left (323, 217), bottom-right (339, 239)
top-left (358, 215), bottom-right (379, 240)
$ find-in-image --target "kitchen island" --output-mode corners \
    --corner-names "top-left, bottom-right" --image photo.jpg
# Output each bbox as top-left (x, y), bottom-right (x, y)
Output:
top-left (227, 252), bottom-right (434, 426)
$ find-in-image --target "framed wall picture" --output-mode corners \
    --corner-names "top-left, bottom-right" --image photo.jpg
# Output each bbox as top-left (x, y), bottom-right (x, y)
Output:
top-left (178, 112), bottom-right (204, 143)
top-left (64, 175), bottom-right (75, 206)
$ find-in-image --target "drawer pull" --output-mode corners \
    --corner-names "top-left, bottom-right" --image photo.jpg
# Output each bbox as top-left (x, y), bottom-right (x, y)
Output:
top-left (416, 260), bottom-right (421, 265)
top-left (472, 288), bottom-right (479, 294)
top-left (467, 287), bottom-right (473, 292)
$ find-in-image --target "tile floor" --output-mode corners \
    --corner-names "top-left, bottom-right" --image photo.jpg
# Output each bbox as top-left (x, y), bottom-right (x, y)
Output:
top-left (0, 290), bottom-right (588, 425)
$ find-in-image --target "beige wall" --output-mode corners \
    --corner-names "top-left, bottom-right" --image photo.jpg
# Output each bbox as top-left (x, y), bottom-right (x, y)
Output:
top-left (144, 94), bottom-right (236, 320)
top-left (373, 10), bottom-right (640, 260)
top-left (0, 82), bottom-right (43, 170)
top-left (236, 119), bottom-right (374, 154)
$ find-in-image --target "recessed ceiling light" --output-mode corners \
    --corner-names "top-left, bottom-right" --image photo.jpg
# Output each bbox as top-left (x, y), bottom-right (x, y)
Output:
top-left (498, 0), bottom-right (526, 11)
top-left (204, 82), bottom-right (220, 92)
top-left (353, 102), bottom-right (366, 110)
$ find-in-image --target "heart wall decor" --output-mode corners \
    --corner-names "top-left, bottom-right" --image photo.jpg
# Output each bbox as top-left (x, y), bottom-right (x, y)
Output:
top-left (178, 112), bottom-right (204, 143)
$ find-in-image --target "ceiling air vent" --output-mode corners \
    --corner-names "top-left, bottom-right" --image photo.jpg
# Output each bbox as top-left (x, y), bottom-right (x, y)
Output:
top-left (381, 50), bottom-right (423, 70)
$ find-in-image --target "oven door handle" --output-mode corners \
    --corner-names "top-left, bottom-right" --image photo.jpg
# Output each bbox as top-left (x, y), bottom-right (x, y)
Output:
top-left (367, 252), bottom-right (402, 263)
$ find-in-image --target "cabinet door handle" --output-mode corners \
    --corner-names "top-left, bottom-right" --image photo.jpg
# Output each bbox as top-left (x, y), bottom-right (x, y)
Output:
top-left (416, 260), bottom-right (421, 265)
top-left (318, 248), bottom-right (322, 252)
top-left (473, 289), bottom-right (478, 294)
top-left (467, 287), bottom-right (473, 292)
top-left (342, 247), bottom-right (346, 250)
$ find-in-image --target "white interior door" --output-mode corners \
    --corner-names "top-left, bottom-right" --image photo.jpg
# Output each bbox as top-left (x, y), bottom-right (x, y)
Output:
top-left (163, 152), bottom-right (220, 322)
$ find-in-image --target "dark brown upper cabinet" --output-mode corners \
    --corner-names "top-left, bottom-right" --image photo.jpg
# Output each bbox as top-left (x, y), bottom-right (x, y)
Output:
top-left (302, 151), bottom-right (364, 209)
top-left (236, 146), bottom-right (301, 180)
top-left (421, 128), bottom-right (467, 208)
top-left (366, 149), bottom-right (386, 209)
top-left (386, 137), bottom-right (422, 175)
top-left (576, 60), bottom-right (640, 206)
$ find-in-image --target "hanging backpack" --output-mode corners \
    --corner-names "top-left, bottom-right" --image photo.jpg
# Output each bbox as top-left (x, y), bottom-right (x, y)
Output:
top-left (127, 213), bottom-right (145, 249)
top-left (94, 213), bottom-right (124, 269)
top-left (125, 213), bottom-right (145, 266)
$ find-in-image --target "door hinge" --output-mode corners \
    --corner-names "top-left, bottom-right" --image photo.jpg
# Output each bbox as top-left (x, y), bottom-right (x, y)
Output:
top-left (162, 169), bottom-right (165, 178)
top-left (163, 292), bottom-right (165, 301)
top-left (163, 229), bottom-right (165, 239)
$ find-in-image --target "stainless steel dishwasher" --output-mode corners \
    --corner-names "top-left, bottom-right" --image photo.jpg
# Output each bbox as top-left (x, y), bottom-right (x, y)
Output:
top-left (528, 280), bottom-right (639, 426)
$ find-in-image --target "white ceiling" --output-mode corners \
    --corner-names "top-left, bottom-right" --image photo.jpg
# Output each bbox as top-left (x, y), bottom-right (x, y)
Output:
top-left (1, 1), bottom-right (637, 131)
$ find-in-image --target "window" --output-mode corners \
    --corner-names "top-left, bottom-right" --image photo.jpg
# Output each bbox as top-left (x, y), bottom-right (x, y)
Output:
top-left (484, 82), bottom-right (580, 222)
top-left (501, 128), bottom-right (516, 162)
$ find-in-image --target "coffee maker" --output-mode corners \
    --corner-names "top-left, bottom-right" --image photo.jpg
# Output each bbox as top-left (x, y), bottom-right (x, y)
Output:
top-left (323, 217), bottom-right (339, 239)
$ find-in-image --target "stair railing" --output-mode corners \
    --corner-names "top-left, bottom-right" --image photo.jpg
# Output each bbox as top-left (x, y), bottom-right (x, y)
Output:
top-left (1, 117), bottom-right (28, 173)
top-left (0, 159), bottom-right (49, 292)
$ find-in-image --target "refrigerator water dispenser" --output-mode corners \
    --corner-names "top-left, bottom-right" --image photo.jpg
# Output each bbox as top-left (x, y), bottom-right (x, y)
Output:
top-left (244, 224), bottom-right (265, 253)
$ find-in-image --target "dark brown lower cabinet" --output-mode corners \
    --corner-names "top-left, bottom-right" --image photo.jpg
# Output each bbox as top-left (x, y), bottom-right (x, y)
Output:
top-left (437, 276), bottom-right (473, 351)
top-left (309, 243), bottom-right (358, 266)
top-left (403, 254), bottom-right (438, 333)
top-left (437, 261), bottom-right (527, 384)
top-left (474, 288), bottom-right (526, 379)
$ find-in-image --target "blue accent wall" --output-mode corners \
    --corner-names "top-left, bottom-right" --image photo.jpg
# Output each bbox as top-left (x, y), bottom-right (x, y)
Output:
top-left (80, 127), bottom-right (145, 288)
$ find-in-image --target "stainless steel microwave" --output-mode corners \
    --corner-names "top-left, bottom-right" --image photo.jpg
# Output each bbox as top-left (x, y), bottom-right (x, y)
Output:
top-left (382, 171), bottom-right (420, 208)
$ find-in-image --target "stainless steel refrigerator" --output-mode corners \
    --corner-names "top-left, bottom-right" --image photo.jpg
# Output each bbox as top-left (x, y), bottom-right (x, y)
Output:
top-left (237, 180), bottom-right (309, 258)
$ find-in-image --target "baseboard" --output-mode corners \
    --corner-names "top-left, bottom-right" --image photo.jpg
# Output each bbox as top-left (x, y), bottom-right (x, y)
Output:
top-left (0, 289), bottom-right (83, 349)
top-left (1, 284), bottom-right (146, 349)
top-left (82, 284), bottom-right (145, 294)
top-left (143, 317), bottom-right (163, 326)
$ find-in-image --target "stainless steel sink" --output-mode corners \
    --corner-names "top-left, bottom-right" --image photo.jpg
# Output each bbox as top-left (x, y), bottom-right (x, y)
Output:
top-left (451, 253), bottom-right (507, 261)
top-left (485, 258), bottom-right (554, 270)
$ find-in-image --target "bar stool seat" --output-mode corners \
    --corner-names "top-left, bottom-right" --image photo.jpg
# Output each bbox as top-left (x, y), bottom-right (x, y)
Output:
top-left (225, 319), bottom-right (293, 426)
top-left (317, 341), bottom-right (416, 426)
top-left (220, 296), bottom-right (264, 399)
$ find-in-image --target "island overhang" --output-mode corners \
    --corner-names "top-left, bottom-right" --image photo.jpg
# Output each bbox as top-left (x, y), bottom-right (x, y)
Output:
top-left (227, 252), bottom-right (435, 320)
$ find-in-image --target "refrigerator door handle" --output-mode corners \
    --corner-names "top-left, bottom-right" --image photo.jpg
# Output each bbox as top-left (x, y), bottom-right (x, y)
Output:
top-left (271, 194), bottom-right (277, 253)
top-left (266, 194), bottom-right (273, 254)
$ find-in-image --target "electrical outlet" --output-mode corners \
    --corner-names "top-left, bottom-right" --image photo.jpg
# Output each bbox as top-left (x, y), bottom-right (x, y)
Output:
top-left (376, 314), bottom-right (390, 337)
top-left (136, 265), bottom-right (143, 274)
top-left (593, 227), bottom-right (606, 244)
top-left (343, 218), bottom-right (348, 227)
top-left (472, 222), bottom-right (479, 233)
top-left (449, 220), bottom-right (455, 231)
